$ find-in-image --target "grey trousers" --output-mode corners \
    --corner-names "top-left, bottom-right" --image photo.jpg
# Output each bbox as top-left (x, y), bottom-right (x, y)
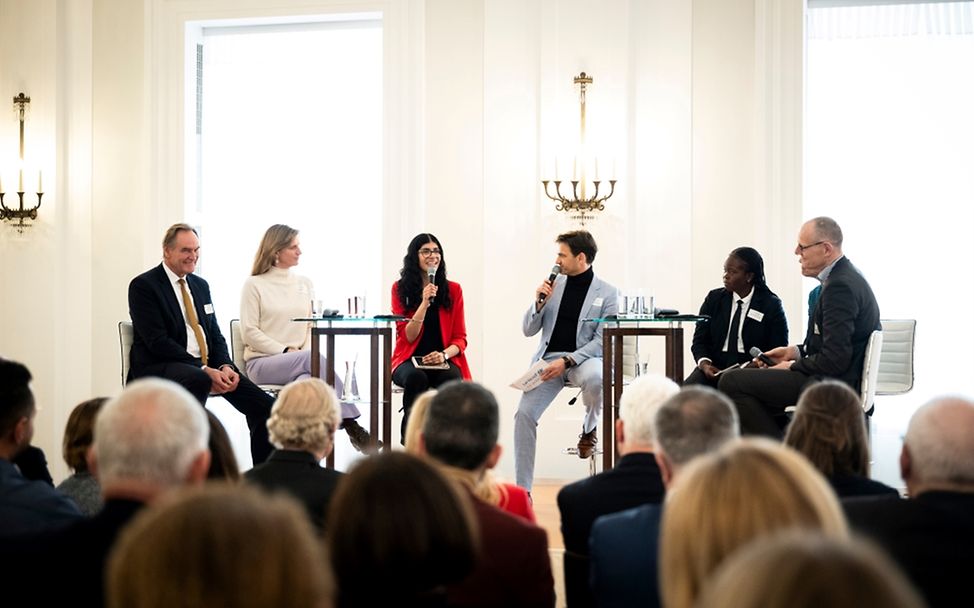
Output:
top-left (514, 353), bottom-right (603, 491)
top-left (246, 350), bottom-right (361, 420)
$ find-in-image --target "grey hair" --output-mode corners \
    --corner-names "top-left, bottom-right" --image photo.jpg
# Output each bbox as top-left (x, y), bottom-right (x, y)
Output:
top-left (93, 378), bottom-right (209, 488)
top-left (618, 374), bottom-right (680, 445)
top-left (654, 386), bottom-right (739, 468)
top-left (904, 396), bottom-right (974, 486)
top-left (808, 216), bottom-right (843, 247)
top-left (267, 378), bottom-right (340, 453)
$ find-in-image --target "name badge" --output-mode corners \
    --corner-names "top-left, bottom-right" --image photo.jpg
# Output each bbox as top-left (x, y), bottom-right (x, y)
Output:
top-left (592, 297), bottom-right (604, 307)
top-left (747, 309), bottom-right (764, 322)
top-left (204, 303), bottom-right (214, 314)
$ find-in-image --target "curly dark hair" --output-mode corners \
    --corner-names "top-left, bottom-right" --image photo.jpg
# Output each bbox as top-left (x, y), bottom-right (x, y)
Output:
top-left (397, 233), bottom-right (453, 310)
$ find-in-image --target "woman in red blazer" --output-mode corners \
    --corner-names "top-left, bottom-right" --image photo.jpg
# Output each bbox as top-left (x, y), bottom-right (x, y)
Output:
top-left (391, 233), bottom-right (471, 443)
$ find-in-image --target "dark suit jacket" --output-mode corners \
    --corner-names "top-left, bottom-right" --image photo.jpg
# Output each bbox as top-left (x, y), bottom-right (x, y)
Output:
top-left (829, 473), bottom-right (899, 499)
top-left (844, 491), bottom-right (974, 608)
top-left (127, 263), bottom-right (234, 379)
top-left (690, 287), bottom-right (788, 369)
top-left (791, 256), bottom-right (880, 390)
top-left (589, 503), bottom-right (662, 608)
top-left (245, 449), bottom-right (343, 533)
top-left (447, 495), bottom-right (555, 608)
top-left (557, 453), bottom-right (666, 608)
top-left (2, 498), bottom-right (144, 607)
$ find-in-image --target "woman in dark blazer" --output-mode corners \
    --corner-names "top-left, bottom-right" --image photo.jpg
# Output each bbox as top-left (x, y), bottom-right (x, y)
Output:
top-left (391, 233), bottom-right (471, 442)
top-left (685, 247), bottom-right (788, 387)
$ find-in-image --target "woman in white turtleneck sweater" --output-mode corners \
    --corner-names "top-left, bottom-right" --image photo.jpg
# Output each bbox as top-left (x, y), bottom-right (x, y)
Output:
top-left (240, 224), bottom-right (374, 452)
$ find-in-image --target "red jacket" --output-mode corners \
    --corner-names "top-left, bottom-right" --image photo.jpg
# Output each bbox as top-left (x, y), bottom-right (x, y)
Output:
top-left (391, 280), bottom-right (471, 380)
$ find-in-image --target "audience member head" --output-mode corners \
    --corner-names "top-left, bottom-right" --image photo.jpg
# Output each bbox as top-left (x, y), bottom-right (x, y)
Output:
top-left (403, 389), bottom-right (437, 454)
top-left (697, 532), bottom-right (925, 608)
top-left (161, 223), bottom-right (200, 277)
top-left (422, 381), bottom-right (500, 473)
top-left (796, 216), bottom-right (843, 277)
top-left (92, 378), bottom-right (210, 500)
top-left (397, 233), bottom-right (452, 310)
top-left (327, 452), bottom-right (477, 607)
top-left (0, 358), bottom-right (35, 460)
top-left (251, 224), bottom-right (299, 275)
top-left (616, 373), bottom-right (679, 455)
top-left (660, 438), bottom-right (848, 608)
top-left (205, 410), bottom-right (240, 481)
top-left (901, 395), bottom-right (974, 495)
top-left (62, 397), bottom-right (108, 474)
top-left (267, 378), bottom-right (340, 460)
top-left (652, 386), bottom-right (739, 487)
top-left (107, 484), bottom-right (332, 608)
top-left (785, 380), bottom-right (870, 477)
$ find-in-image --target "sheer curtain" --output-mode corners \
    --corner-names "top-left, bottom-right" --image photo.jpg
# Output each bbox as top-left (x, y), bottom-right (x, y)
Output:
top-left (805, 1), bottom-right (974, 486)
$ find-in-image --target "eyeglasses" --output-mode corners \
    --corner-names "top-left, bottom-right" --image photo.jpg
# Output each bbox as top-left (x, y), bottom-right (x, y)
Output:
top-left (419, 248), bottom-right (441, 257)
top-left (796, 240), bottom-right (827, 254)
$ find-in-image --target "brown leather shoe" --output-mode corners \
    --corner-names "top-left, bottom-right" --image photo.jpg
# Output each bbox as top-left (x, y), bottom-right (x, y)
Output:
top-left (343, 419), bottom-right (380, 454)
top-left (577, 429), bottom-right (598, 459)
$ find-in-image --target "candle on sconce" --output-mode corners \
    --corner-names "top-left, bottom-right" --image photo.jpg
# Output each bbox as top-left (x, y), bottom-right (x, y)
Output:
top-left (573, 156), bottom-right (578, 180)
top-left (554, 159), bottom-right (560, 181)
top-left (595, 158), bottom-right (600, 181)
top-left (38, 170), bottom-right (42, 193)
top-left (0, 174), bottom-right (4, 194)
top-left (612, 158), bottom-right (617, 181)
top-left (19, 169), bottom-right (24, 192)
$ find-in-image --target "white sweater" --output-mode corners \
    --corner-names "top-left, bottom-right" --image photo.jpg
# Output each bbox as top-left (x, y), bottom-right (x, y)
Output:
top-left (240, 267), bottom-right (314, 361)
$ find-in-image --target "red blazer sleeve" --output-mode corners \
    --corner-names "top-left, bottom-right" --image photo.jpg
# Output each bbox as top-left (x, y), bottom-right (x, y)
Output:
top-left (442, 282), bottom-right (472, 379)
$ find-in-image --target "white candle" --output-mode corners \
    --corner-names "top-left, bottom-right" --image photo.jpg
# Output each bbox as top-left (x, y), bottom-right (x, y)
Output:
top-left (612, 158), bottom-right (617, 181)
top-left (37, 170), bottom-right (43, 193)
top-left (19, 169), bottom-right (24, 192)
top-left (595, 158), bottom-right (600, 181)
top-left (0, 174), bottom-right (4, 193)
top-left (573, 156), bottom-right (578, 180)
top-left (554, 159), bottom-right (560, 180)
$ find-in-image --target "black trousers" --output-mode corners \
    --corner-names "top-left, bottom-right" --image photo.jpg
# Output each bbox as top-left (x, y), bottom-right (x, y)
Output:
top-left (392, 359), bottom-right (463, 443)
top-left (131, 361), bottom-right (274, 464)
top-left (717, 368), bottom-right (816, 438)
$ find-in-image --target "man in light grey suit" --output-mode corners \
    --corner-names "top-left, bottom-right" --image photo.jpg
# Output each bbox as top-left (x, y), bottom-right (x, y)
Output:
top-left (515, 230), bottom-right (618, 491)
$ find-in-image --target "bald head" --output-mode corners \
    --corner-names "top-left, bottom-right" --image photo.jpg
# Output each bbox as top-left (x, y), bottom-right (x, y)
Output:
top-left (901, 396), bottom-right (974, 495)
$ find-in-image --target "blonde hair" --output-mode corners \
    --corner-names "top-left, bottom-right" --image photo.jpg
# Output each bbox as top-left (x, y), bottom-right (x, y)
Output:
top-left (698, 532), bottom-right (924, 608)
top-left (107, 484), bottom-right (333, 608)
top-left (267, 378), bottom-right (340, 454)
top-left (659, 438), bottom-right (848, 608)
top-left (404, 389), bottom-right (437, 454)
top-left (251, 224), bottom-right (299, 276)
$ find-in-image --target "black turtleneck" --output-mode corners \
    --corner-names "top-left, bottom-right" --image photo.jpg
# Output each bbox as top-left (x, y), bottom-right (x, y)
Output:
top-left (545, 266), bottom-right (594, 355)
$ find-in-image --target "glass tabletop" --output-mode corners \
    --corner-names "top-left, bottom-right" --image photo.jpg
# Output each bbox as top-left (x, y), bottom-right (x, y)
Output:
top-left (292, 315), bottom-right (408, 324)
top-left (585, 314), bottom-right (709, 324)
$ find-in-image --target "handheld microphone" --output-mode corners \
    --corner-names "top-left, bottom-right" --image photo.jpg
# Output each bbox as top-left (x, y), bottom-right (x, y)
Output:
top-left (538, 265), bottom-right (561, 304)
top-left (749, 346), bottom-right (775, 367)
top-left (427, 265), bottom-right (438, 304)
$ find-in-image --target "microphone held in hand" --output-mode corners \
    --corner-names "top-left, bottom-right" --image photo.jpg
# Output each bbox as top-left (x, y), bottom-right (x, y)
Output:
top-left (749, 346), bottom-right (775, 367)
top-left (538, 265), bottom-right (561, 304)
top-left (427, 265), bottom-right (438, 304)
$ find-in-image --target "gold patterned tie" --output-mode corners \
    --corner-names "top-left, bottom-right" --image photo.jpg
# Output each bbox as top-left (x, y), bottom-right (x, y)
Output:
top-left (178, 278), bottom-right (208, 365)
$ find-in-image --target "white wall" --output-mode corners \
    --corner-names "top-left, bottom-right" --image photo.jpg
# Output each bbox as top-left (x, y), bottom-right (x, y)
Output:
top-left (0, 0), bottom-right (803, 483)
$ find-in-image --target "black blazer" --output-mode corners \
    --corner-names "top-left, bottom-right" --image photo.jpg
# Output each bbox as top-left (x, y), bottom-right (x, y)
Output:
top-left (127, 263), bottom-right (233, 378)
top-left (690, 287), bottom-right (789, 369)
top-left (792, 256), bottom-right (880, 389)
top-left (557, 453), bottom-right (666, 608)
top-left (245, 449), bottom-right (343, 532)
top-left (844, 491), bottom-right (974, 608)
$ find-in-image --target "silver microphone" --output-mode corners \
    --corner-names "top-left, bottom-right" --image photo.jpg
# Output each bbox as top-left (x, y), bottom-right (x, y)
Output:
top-left (538, 265), bottom-right (561, 304)
top-left (749, 347), bottom-right (775, 367)
top-left (427, 265), bottom-right (438, 304)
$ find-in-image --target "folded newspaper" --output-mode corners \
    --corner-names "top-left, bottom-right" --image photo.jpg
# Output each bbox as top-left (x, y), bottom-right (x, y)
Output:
top-left (510, 360), bottom-right (549, 392)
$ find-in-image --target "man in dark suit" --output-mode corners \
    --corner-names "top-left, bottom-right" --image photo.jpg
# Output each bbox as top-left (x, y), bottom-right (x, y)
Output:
top-left (2, 378), bottom-right (211, 607)
top-left (685, 246), bottom-right (789, 387)
top-left (128, 223), bottom-right (273, 463)
top-left (557, 374), bottom-right (679, 608)
top-left (844, 396), bottom-right (974, 608)
top-left (719, 217), bottom-right (880, 437)
top-left (589, 386), bottom-right (740, 608)
top-left (421, 381), bottom-right (555, 608)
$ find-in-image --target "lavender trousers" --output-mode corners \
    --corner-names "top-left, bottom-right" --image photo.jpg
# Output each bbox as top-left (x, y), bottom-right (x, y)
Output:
top-left (246, 350), bottom-right (361, 420)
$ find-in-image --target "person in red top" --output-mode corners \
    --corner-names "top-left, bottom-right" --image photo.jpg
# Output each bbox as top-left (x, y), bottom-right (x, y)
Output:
top-left (391, 233), bottom-right (471, 442)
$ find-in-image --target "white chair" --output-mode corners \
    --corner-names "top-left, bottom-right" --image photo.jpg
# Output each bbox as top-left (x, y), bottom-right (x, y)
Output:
top-left (859, 329), bottom-right (884, 415)
top-left (118, 321), bottom-right (134, 387)
top-left (230, 319), bottom-right (284, 397)
top-left (876, 319), bottom-right (916, 396)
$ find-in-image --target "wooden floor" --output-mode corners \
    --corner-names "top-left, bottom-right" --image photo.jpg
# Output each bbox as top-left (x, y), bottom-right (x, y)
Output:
top-left (533, 481), bottom-right (568, 608)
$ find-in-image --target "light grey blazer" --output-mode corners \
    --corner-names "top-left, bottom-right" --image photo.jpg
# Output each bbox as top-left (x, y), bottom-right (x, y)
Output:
top-left (522, 273), bottom-right (618, 365)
